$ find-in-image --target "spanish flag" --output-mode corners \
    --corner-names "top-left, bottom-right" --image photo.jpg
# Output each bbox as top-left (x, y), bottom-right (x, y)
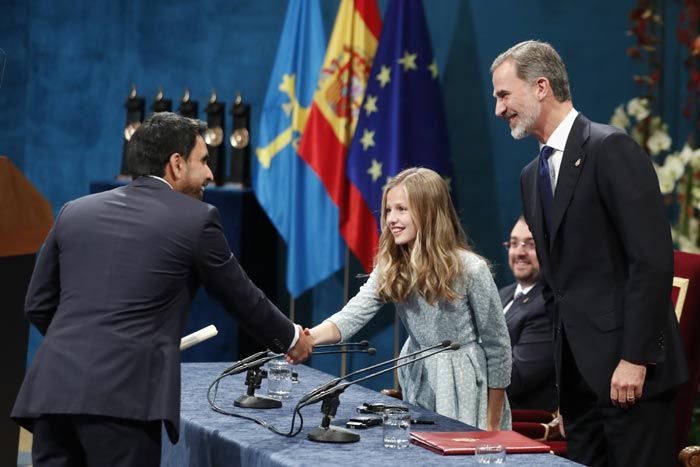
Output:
top-left (298, 0), bottom-right (382, 272)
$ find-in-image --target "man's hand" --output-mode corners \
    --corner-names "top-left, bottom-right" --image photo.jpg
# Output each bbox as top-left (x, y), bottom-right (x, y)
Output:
top-left (610, 359), bottom-right (646, 409)
top-left (286, 327), bottom-right (313, 363)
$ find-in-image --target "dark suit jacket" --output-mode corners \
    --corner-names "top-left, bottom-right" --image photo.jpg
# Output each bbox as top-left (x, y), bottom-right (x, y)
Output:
top-left (11, 177), bottom-right (296, 442)
top-left (499, 282), bottom-right (556, 411)
top-left (520, 113), bottom-right (687, 405)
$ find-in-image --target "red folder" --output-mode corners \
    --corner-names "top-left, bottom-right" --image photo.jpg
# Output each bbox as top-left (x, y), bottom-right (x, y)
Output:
top-left (411, 430), bottom-right (551, 455)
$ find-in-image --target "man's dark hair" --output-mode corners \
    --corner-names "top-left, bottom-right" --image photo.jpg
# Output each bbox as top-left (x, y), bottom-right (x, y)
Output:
top-left (127, 112), bottom-right (207, 178)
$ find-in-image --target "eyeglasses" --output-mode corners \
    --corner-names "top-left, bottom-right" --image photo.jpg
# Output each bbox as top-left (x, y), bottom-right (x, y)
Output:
top-left (502, 239), bottom-right (536, 251)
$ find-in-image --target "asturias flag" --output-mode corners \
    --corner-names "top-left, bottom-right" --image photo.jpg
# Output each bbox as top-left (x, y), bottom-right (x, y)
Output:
top-left (298, 0), bottom-right (382, 273)
top-left (253, 0), bottom-right (343, 297)
top-left (346, 0), bottom-right (453, 234)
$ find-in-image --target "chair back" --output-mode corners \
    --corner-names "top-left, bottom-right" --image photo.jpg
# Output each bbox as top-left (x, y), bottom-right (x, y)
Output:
top-left (673, 250), bottom-right (700, 452)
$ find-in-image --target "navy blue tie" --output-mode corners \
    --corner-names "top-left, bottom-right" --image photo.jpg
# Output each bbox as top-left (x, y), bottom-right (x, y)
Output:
top-left (538, 145), bottom-right (555, 229)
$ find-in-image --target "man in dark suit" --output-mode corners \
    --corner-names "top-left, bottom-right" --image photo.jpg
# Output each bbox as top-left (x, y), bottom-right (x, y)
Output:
top-left (499, 216), bottom-right (555, 412)
top-left (11, 112), bottom-right (314, 467)
top-left (491, 41), bottom-right (687, 466)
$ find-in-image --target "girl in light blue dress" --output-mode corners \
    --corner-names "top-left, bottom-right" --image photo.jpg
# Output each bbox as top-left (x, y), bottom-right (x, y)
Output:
top-left (309, 167), bottom-right (511, 430)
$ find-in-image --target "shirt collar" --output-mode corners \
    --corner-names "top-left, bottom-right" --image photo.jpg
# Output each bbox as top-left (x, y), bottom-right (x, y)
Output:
top-left (515, 283), bottom-right (535, 297)
top-left (147, 175), bottom-right (173, 189)
top-left (540, 108), bottom-right (579, 153)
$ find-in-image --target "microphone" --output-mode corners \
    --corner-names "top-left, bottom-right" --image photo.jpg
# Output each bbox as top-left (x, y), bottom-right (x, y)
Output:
top-left (304, 342), bottom-right (460, 443)
top-left (220, 350), bottom-right (271, 375)
top-left (304, 343), bottom-right (460, 407)
top-left (298, 340), bottom-right (452, 405)
top-left (313, 348), bottom-right (376, 356)
top-left (315, 340), bottom-right (369, 349)
top-left (225, 352), bottom-right (282, 376)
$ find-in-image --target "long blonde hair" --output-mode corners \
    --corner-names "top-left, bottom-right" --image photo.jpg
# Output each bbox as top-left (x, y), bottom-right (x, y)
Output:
top-left (375, 167), bottom-right (470, 304)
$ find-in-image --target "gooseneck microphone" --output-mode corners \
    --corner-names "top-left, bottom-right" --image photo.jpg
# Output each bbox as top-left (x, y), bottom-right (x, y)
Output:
top-left (301, 341), bottom-right (460, 444)
top-left (220, 350), bottom-right (271, 375)
top-left (298, 340), bottom-right (452, 405)
top-left (226, 353), bottom-right (282, 376)
top-left (313, 348), bottom-right (376, 356)
top-left (304, 343), bottom-right (460, 407)
top-left (315, 340), bottom-right (370, 349)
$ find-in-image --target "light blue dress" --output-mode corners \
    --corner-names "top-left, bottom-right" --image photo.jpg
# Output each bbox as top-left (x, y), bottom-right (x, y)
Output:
top-left (326, 250), bottom-right (512, 429)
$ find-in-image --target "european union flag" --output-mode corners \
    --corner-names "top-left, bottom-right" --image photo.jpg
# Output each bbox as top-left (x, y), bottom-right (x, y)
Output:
top-left (253, 0), bottom-right (344, 297)
top-left (346, 0), bottom-right (452, 228)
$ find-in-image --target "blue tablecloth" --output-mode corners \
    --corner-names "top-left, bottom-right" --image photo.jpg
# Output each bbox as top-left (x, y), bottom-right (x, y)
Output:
top-left (163, 363), bottom-right (580, 466)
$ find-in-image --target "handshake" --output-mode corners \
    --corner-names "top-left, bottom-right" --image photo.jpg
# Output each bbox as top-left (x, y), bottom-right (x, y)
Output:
top-left (285, 326), bottom-right (315, 364)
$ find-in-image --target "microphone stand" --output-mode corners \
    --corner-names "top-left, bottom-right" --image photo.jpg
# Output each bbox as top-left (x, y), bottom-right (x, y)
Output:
top-left (231, 353), bottom-right (284, 409)
top-left (304, 343), bottom-right (460, 443)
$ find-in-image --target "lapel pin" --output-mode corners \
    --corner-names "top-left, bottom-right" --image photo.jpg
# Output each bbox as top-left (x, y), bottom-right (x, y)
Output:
top-left (523, 297), bottom-right (530, 304)
top-left (575, 158), bottom-right (581, 167)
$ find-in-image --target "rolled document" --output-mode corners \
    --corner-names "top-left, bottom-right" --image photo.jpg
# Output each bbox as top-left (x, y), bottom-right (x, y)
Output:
top-left (180, 324), bottom-right (218, 351)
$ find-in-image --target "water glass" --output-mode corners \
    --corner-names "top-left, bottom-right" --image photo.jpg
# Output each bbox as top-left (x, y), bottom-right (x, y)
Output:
top-left (267, 358), bottom-right (292, 399)
top-left (382, 408), bottom-right (411, 449)
top-left (474, 444), bottom-right (506, 464)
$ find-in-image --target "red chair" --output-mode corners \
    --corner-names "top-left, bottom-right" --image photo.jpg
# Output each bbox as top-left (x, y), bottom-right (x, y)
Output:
top-left (511, 409), bottom-right (567, 456)
top-left (672, 251), bottom-right (700, 466)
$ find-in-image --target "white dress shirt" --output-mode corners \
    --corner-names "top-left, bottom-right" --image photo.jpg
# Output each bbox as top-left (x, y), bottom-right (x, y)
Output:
top-left (539, 108), bottom-right (579, 191)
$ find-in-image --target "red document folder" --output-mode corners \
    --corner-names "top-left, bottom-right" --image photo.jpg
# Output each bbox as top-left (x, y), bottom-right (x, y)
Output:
top-left (411, 430), bottom-right (551, 455)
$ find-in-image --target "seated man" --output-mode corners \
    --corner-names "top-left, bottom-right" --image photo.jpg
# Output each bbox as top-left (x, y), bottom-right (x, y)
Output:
top-left (500, 216), bottom-right (556, 411)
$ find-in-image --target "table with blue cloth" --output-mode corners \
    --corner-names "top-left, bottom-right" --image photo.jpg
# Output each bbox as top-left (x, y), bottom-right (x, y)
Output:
top-left (163, 363), bottom-right (580, 466)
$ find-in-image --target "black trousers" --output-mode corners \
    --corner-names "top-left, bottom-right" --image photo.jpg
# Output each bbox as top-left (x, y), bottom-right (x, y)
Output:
top-left (560, 333), bottom-right (676, 467)
top-left (32, 414), bottom-right (162, 467)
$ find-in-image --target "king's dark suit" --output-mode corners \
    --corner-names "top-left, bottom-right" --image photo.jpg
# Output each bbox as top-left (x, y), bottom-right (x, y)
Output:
top-left (520, 113), bottom-right (687, 465)
top-left (499, 282), bottom-right (555, 411)
top-left (11, 177), bottom-right (296, 443)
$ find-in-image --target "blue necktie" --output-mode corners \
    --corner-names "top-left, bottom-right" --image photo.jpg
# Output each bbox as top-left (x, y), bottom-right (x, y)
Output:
top-left (538, 145), bottom-right (554, 229)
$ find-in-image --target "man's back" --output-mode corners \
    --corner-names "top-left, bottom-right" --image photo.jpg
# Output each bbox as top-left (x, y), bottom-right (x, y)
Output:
top-left (14, 177), bottom-right (294, 442)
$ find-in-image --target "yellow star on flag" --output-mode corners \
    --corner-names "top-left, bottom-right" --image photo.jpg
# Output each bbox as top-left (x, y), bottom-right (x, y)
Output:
top-left (364, 95), bottom-right (378, 116)
top-left (376, 65), bottom-right (391, 88)
top-left (360, 129), bottom-right (376, 151)
top-left (398, 50), bottom-right (418, 72)
top-left (428, 60), bottom-right (438, 79)
top-left (368, 159), bottom-right (383, 182)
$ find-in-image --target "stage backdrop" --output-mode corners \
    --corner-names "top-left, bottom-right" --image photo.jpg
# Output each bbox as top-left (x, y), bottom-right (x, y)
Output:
top-left (4, 0), bottom-right (676, 389)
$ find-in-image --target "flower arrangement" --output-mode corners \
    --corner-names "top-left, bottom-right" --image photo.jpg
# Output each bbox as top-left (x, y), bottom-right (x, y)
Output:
top-left (609, 1), bottom-right (700, 252)
top-left (610, 97), bottom-right (700, 252)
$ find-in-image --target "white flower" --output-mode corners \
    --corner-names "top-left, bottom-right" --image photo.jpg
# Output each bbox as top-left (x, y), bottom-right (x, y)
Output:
top-left (627, 97), bottom-right (650, 120)
top-left (664, 154), bottom-right (686, 181)
top-left (647, 129), bottom-right (672, 156)
top-left (656, 165), bottom-right (676, 194)
top-left (677, 233), bottom-right (700, 253)
top-left (631, 126), bottom-right (645, 147)
top-left (679, 144), bottom-right (694, 164)
top-left (610, 105), bottom-right (629, 129)
top-left (691, 149), bottom-right (700, 170)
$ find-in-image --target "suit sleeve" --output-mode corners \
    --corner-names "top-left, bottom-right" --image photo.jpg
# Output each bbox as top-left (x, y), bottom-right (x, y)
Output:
top-left (596, 131), bottom-right (674, 364)
top-left (508, 302), bottom-right (555, 398)
top-left (194, 206), bottom-right (295, 354)
top-left (25, 204), bottom-right (66, 335)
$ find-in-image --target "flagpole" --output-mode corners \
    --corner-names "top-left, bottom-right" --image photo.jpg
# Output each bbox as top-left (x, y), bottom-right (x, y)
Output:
top-left (340, 246), bottom-right (350, 377)
top-left (393, 306), bottom-right (400, 389)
